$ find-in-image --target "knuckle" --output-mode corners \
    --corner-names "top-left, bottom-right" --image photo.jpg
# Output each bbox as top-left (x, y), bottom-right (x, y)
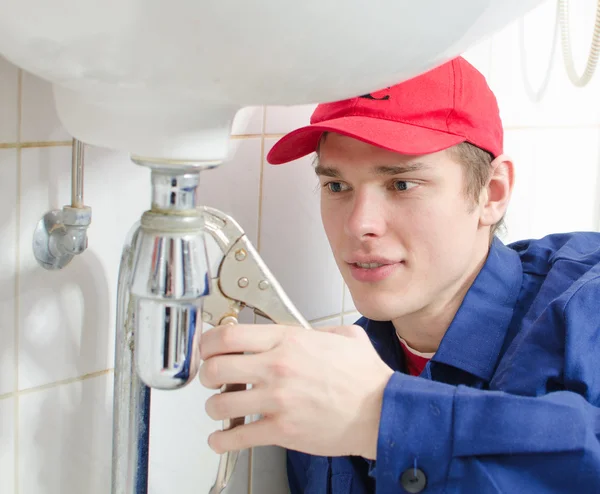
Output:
top-left (269, 356), bottom-right (294, 379)
top-left (205, 394), bottom-right (227, 420)
top-left (273, 415), bottom-right (298, 439)
top-left (219, 325), bottom-right (238, 349)
top-left (229, 423), bottom-right (247, 449)
top-left (199, 358), bottom-right (220, 387)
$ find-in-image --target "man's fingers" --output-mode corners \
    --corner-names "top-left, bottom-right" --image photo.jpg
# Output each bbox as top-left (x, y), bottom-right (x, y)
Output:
top-left (199, 354), bottom-right (266, 389)
top-left (200, 324), bottom-right (291, 359)
top-left (208, 417), bottom-right (278, 454)
top-left (205, 387), bottom-right (274, 421)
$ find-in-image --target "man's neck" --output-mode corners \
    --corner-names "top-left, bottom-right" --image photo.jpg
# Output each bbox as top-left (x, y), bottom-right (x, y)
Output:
top-left (391, 242), bottom-right (491, 354)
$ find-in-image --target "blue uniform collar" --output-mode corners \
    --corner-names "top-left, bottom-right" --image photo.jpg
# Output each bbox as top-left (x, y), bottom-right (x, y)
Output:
top-left (430, 237), bottom-right (523, 381)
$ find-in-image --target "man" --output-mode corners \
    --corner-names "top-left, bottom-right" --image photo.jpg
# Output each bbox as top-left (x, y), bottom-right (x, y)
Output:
top-left (198, 57), bottom-right (600, 493)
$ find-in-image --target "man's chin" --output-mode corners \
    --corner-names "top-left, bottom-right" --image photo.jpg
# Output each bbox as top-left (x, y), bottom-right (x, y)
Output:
top-left (352, 299), bottom-right (404, 322)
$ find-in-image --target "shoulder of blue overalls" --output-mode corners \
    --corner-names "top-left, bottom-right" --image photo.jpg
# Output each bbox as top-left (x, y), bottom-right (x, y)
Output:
top-left (493, 231), bottom-right (600, 401)
top-left (506, 231), bottom-right (600, 276)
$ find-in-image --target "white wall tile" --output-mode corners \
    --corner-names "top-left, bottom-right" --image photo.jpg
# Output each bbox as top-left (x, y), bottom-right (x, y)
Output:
top-left (19, 373), bottom-right (113, 494)
top-left (0, 150), bottom-right (17, 396)
top-left (310, 314), bottom-right (342, 328)
top-left (260, 139), bottom-right (343, 322)
top-left (0, 397), bottom-right (15, 494)
top-left (343, 284), bottom-right (356, 313)
top-left (21, 72), bottom-right (71, 143)
top-left (528, 128), bottom-right (600, 238)
top-left (202, 137), bottom-right (262, 293)
top-left (342, 311), bottom-right (362, 326)
top-left (231, 106), bottom-right (264, 136)
top-left (202, 138), bottom-right (262, 245)
top-left (18, 146), bottom-right (150, 389)
top-left (502, 129), bottom-right (538, 243)
top-left (490, 0), bottom-right (600, 128)
top-left (265, 104), bottom-right (316, 135)
top-left (461, 37), bottom-right (493, 81)
top-left (149, 379), bottom-right (250, 494)
top-left (0, 56), bottom-right (19, 144)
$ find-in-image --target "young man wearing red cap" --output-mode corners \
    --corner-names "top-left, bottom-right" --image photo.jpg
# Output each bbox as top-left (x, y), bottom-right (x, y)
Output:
top-left (199, 57), bottom-right (600, 493)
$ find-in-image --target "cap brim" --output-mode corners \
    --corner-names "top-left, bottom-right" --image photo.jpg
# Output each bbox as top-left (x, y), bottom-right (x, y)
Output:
top-left (266, 116), bottom-right (466, 165)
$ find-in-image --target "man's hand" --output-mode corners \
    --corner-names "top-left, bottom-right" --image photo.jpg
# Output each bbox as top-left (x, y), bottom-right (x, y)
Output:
top-left (198, 323), bottom-right (394, 460)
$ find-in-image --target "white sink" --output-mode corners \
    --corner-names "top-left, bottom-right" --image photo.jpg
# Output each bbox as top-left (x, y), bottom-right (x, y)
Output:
top-left (0, 0), bottom-right (544, 160)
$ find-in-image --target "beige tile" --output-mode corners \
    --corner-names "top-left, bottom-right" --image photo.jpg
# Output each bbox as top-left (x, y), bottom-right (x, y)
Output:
top-left (260, 139), bottom-right (344, 322)
top-left (21, 71), bottom-right (71, 143)
top-left (0, 396), bottom-right (15, 494)
top-left (0, 150), bottom-right (17, 395)
top-left (18, 146), bottom-right (149, 389)
top-left (18, 373), bottom-right (113, 494)
top-left (0, 56), bottom-right (19, 144)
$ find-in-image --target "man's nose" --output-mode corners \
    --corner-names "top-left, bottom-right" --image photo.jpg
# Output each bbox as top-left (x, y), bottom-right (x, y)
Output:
top-left (344, 189), bottom-right (387, 239)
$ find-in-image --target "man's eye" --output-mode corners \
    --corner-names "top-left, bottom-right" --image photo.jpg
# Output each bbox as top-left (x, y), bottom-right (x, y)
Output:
top-left (393, 181), bottom-right (417, 191)
top-left (327, 182), bottom-right (346, 193)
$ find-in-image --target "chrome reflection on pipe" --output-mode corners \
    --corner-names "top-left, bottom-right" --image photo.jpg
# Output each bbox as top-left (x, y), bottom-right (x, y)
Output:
top-left (131, 212), bottom-right (209, 389)
top-left (112, 158), bottom-right (219, 494)
top-left (111, 224), bottom-right (151, 494)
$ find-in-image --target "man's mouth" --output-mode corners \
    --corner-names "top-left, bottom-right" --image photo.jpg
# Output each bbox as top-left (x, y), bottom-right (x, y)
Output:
top-left (354, 262), bottom-right (387, 269)
top-left (346, 258), bottom-right (403, 282)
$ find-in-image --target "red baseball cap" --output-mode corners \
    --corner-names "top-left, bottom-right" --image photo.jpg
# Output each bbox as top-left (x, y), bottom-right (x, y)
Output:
top-left (266, 57), bottom-right (503, 165)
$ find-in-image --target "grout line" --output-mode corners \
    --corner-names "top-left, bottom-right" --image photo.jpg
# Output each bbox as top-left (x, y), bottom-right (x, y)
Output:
top-left (20, 140), bottom-right (72, 148)
top-left (255, 106), bottom-right (267, 254)
top-left (309, 309), bottom-right (360, 325)
top-left (0, 141), bottom-right (73, 149)
top-left (18, 369), bottom-right (113, 396)
top-left (340, 280), bottom-right (347, 325)
top-left (0, 391), bottom-right (15, 401)
top-left (14, 67), bottom-right (22, 494)
top-left (230, 134), bottom-right (262, 140)
top-left (248, 106), bottom-right (267, 494)
top-left (247, 446), bottom-right (253, 494)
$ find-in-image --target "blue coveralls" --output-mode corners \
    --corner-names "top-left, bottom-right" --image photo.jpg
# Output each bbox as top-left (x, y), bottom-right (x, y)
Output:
top-left (288, 232), bottom-right (600, 493)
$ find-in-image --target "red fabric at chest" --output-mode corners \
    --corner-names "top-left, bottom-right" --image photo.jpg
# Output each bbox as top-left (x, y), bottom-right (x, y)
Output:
top-left (399, 340), bottom-right (431, 376)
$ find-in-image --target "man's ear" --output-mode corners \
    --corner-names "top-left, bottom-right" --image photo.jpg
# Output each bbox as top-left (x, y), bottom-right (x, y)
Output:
top-left (479, 154), bottom-right (515, 227)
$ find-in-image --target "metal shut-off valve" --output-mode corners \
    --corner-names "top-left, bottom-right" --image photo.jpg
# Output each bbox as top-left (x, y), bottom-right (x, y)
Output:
top-left (33, 139), bottom-right (92, 270)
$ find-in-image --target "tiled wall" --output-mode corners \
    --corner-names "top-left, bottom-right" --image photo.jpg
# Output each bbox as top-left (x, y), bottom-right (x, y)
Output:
top-left (1, 1), bottom-right (600, 493)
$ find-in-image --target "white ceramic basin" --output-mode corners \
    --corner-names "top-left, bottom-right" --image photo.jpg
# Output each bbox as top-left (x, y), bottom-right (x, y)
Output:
top-left (0, 0), bottom-right (544, 160)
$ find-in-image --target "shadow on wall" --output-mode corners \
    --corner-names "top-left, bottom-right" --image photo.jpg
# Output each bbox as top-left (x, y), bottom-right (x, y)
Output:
top-left (19, 250), bottom-right (113, 494)
top-left (16, 145), bottom-right (114, 493)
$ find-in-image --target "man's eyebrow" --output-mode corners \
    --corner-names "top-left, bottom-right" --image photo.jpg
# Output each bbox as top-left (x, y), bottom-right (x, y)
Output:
top-left (374, 162), bottom-right (431, 175)
top-left (314, 162), bottom-right (430, 178)
top-left (314, 165), bottom-right (341, 178)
